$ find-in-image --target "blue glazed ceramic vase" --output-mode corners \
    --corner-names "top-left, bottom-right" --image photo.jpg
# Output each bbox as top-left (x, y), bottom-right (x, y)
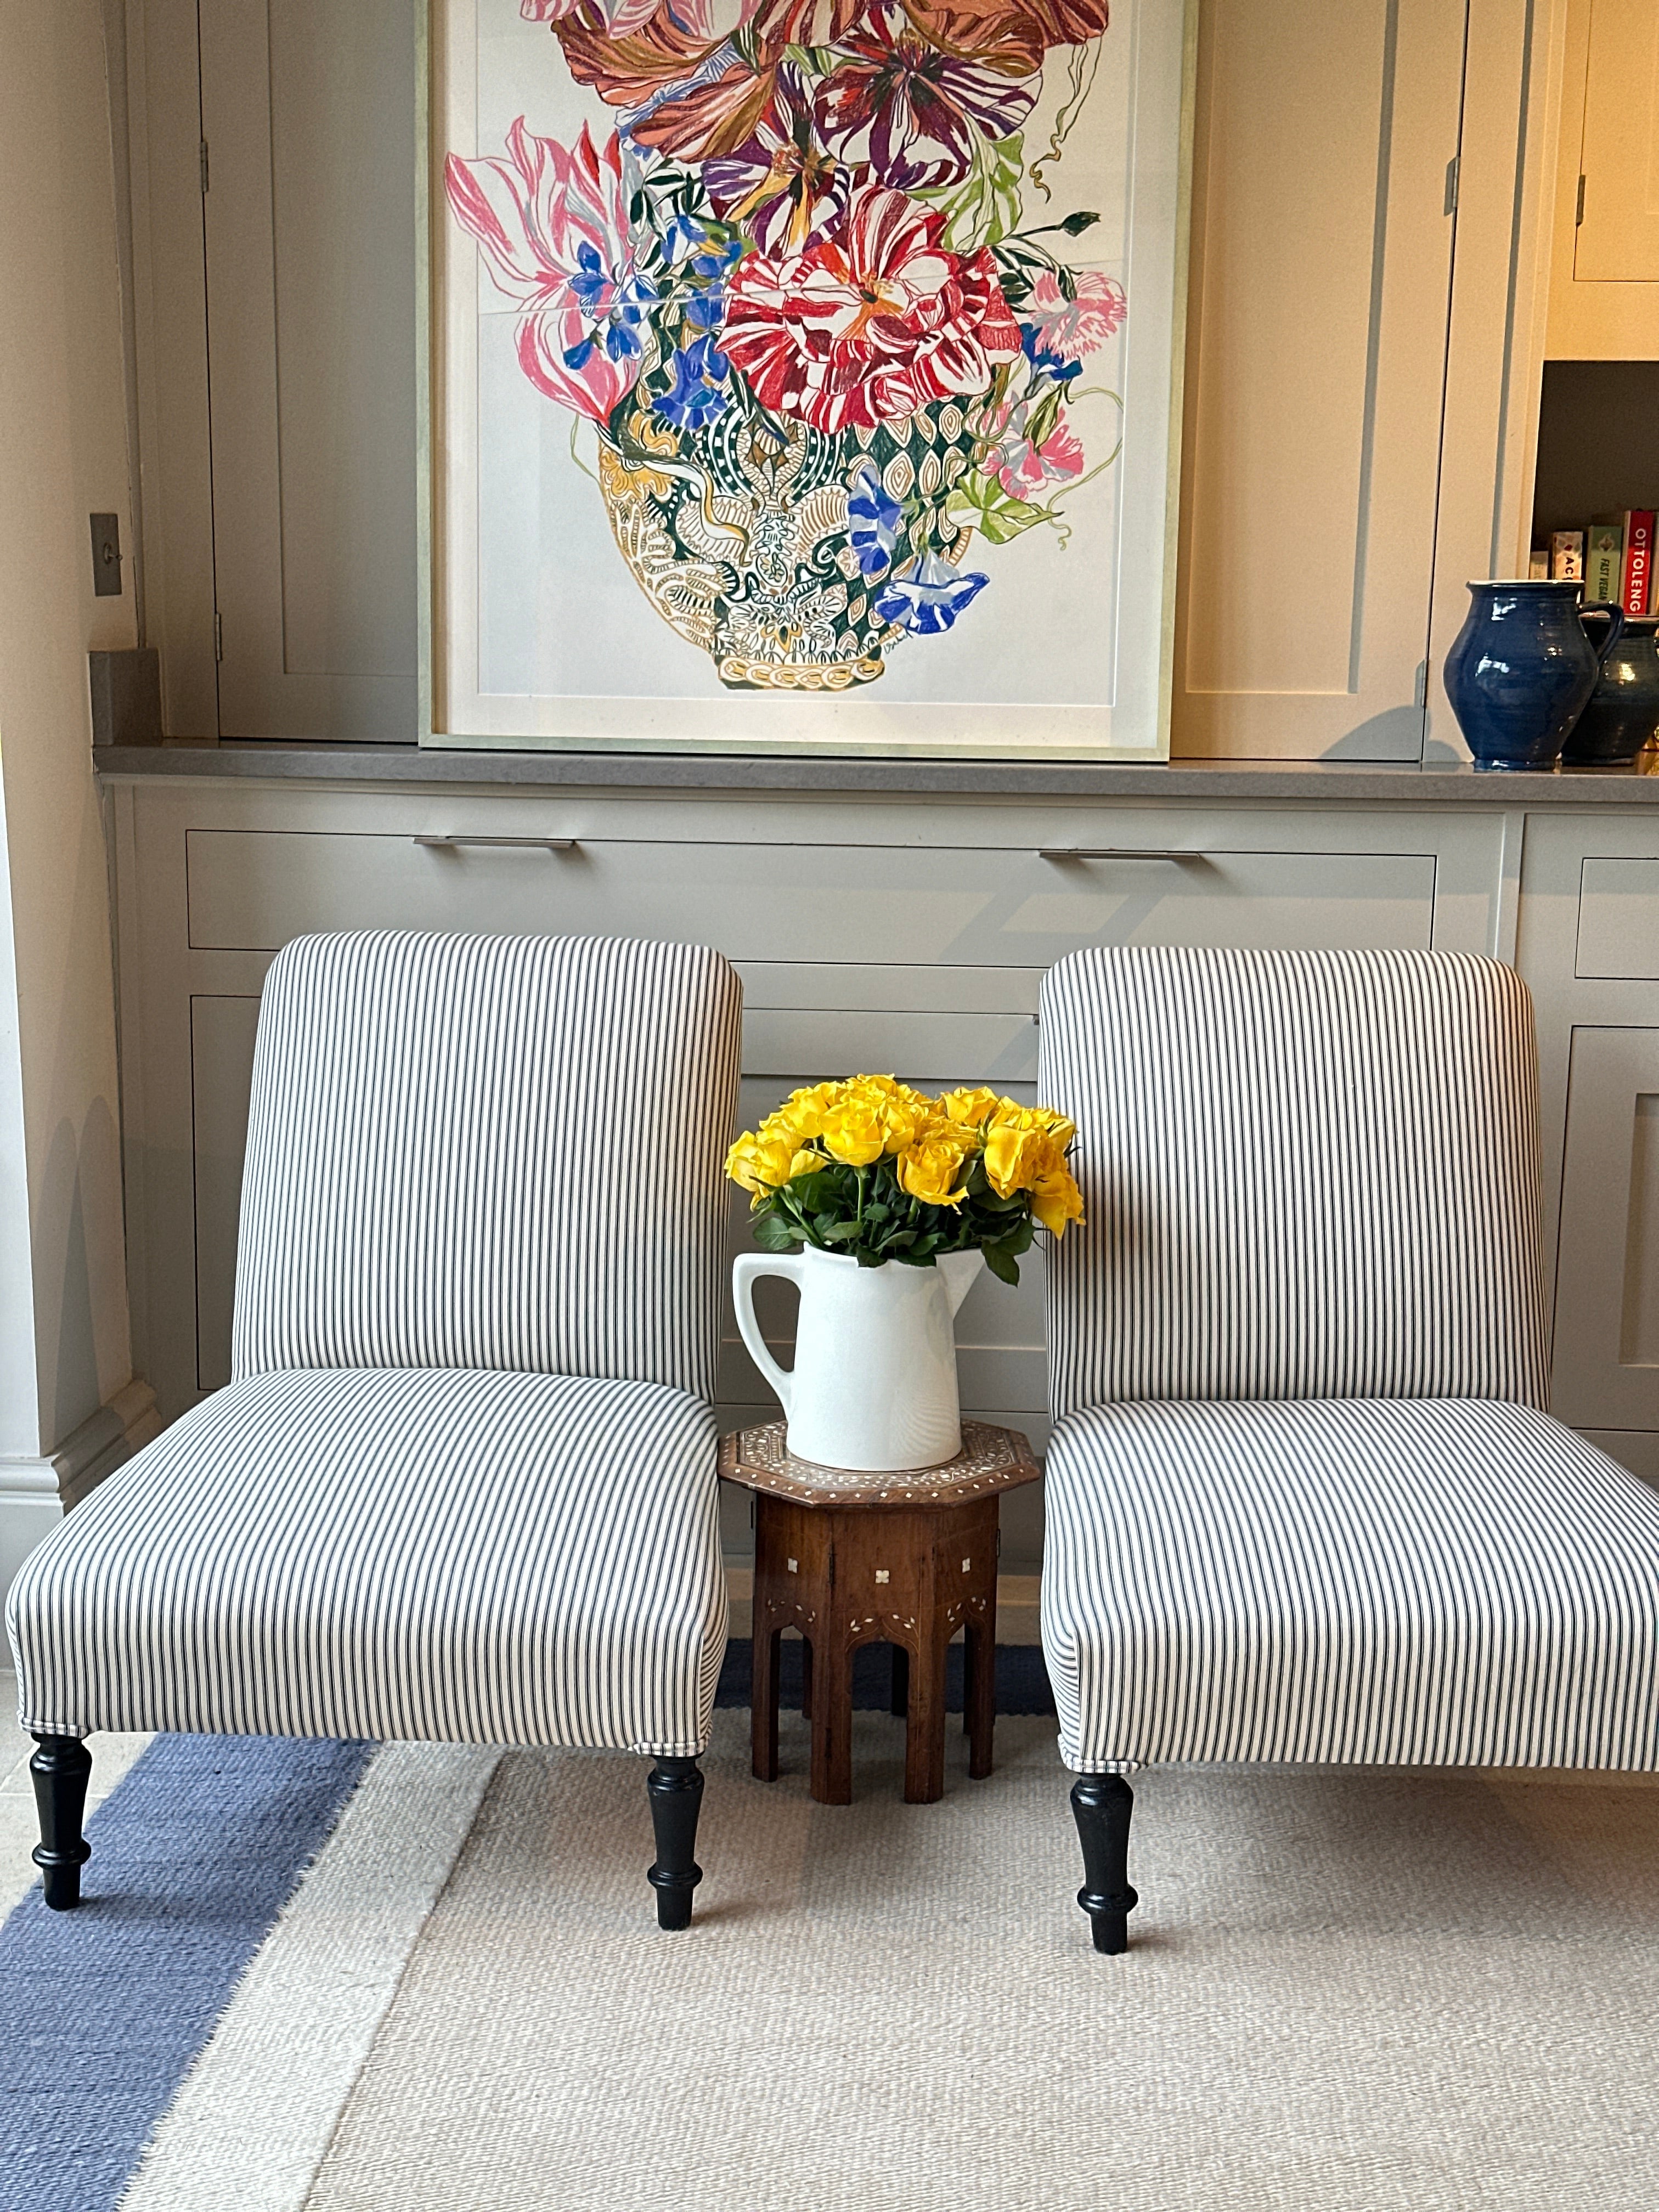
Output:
top-left (1443, 579), bottom-right (1624, 770)
top-left (1564, 613), bottom-right (1659, 763)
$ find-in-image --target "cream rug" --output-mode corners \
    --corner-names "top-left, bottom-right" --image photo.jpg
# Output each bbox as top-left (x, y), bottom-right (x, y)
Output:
top-left (283, 1713), bottom-right (1659, 2212)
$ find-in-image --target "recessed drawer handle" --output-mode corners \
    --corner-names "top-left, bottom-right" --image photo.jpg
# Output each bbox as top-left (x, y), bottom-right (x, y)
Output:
top-left (1036, 847), bottom-right (1207, 862)
top-left (413, 835), bottom-right (577, 853)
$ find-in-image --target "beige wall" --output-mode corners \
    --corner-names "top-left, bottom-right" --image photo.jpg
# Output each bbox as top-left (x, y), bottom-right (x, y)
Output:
top-left (0, 0), bottom-right (136, 1459)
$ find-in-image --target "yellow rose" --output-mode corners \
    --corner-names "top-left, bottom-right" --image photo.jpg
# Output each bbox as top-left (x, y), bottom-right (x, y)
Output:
top-left (773, 1082), bottom-right (840, 1141)
top-left (896, 1134), bottom-right (972, 1207)
top-left (983, 1119), bottom-right (1055, 1197)
top-left (937, 1086), bottom-right (1001, 1130)
top-left (725, 1128), bottom-right (799, 1194)
top-left (1030, 1165), bottom-right (1086, 1238)
top-left (820, 1098), bottom-right (887, 1166)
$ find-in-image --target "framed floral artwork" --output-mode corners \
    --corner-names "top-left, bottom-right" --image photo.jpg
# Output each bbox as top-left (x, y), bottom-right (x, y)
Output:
top-left (421, 0), bottom-right (1193, 758)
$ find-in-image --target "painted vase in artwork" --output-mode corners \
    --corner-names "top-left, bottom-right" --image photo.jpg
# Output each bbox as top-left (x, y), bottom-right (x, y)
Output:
top-left (443, 1), bottom-right (1125, 692)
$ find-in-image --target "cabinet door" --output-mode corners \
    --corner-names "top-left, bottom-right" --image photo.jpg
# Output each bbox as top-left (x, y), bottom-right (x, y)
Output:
top-left (1551, 1025), bottom-right (1659, 1430)
top-left (1171, 0), bottom-right (1465, 759)
top-left (1575, 0), bottom-right (1659, 283)
top-left (198, 0), bottom-right (418, 738)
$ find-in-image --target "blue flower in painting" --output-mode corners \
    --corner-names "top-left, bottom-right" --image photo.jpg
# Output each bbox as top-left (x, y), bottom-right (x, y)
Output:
top-left (684, 288), bottom-right (727, 332)
top-left (691, 237), bottom-right (745, 283)
top-left (661, 213), bottom-right (709, 266)
top-left (848, 459), bottom-right (902, 579)
top-left (875, 553), bottom-right (989, 636)
top-left (562, 259), bottom-right (658, 371)
top-left (1020, 323), bottom-right (1081, 386)
top-left (654, 332), bottom-right (731, 429)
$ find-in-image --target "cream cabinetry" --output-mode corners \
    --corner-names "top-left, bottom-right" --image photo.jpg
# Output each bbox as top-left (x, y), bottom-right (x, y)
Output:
top-left (108, 770), bottom-right (1522, 1569)
top-left (1171, 0), bottom-right (1464, 761)
top-left (1546, 0), bottom-right (1659, 357)
top-left (1516, 809), bottom-right (1659, 1476)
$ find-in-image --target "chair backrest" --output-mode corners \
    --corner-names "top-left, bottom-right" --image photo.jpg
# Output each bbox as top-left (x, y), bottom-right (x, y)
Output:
top-left (232, 930), bottom-right (742, 1399)
top-left (1041, 946), bottom-right (1548, 1419)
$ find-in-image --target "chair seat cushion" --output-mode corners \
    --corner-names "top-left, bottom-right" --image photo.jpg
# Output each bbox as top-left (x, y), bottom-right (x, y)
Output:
top-left (6, 1369), bottom-right (726, 1756)
top-left (1042, 1397), bottom-right (1659, 1774)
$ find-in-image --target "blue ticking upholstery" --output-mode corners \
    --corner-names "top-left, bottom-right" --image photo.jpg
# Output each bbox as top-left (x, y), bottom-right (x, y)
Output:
top-left (1044, 1396), bottom-right (1659, 1774)
top-left (1039, 947), bottom-right (1659, 1781)
top-left (9, 931), bottom-right (742, 1763)
top-left (12, 1369), bottom-right (727, 1754)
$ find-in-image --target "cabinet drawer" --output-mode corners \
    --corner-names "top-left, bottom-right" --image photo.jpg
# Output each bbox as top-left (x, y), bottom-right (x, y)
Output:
top-left (1576, 858), bottom-right (1659, 979)
top-left (1551, 1025), bottom-right (1659, 1431)
top-left (185, 830), bottom-right (1437, 963)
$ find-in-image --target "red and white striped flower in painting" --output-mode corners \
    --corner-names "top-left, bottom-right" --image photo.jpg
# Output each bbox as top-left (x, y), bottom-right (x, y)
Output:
top-left (720, 184), bottom-right (1022, 434)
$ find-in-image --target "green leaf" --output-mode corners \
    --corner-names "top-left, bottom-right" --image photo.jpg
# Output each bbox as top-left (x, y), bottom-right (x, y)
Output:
top-left (820, 1218), bottom-right (863, 1243)
top-left (981, 1238), bottom-right (1023, 1287)
top-left (752, 1212), bottom-right (804, 1253)
top-left (915, 132), bottom-right (1024, 253)
top-left (854, 1246), bottom-right (886, 1269)
top-left (945, 477), bottom-right (1058, 546)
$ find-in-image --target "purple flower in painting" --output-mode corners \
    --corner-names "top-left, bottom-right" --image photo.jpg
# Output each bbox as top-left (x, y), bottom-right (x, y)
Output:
top-left (444, 119), bottom-right (655, 420)
top-left (848, 458), bottom-right (902, 576)
top-left (654, 331), bottom-right (732, 427)
top-left (876, 551), bottom-right (989, 634)
top-left (814, 1), bottom-right (1040, 193)
top-left (706, 69), bottom-right (857, 255)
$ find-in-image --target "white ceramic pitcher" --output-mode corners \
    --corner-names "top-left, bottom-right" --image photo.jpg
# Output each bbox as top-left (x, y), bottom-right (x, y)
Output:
top-left (732, 1244), bottom-right (983, 1471)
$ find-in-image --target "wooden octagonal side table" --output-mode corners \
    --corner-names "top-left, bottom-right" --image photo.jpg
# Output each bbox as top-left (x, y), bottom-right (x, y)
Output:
top-left (719, 1420), bottom-right (1042, 1807)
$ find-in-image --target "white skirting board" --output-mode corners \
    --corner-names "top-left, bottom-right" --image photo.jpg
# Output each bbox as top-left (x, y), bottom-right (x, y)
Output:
top-left (0, 1379), bottom-right (160, 1615)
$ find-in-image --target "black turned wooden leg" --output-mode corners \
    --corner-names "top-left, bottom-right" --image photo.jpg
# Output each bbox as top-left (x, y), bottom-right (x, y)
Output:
top-left (31, 1735), bottom-right (92, 1911)
top-left (1070, 1773), bottom-right (1137, 1955)
top-left (646, 1757), bottom-right (704, 1931)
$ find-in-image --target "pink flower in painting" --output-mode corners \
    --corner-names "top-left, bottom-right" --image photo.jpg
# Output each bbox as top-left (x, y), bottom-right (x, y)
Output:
top-left (983, 391), bottom-right (1085, 500)
top-left (444, 120), bottom-right (656, 421)
top-left (1021, 269), bottom-right (1125, 362)
top-left (721, 185), bottom-right (1022, 434)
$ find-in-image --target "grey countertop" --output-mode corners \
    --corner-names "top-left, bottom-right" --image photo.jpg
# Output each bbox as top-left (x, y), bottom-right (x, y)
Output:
top-left (91, 740), bottom-right (1659, 804)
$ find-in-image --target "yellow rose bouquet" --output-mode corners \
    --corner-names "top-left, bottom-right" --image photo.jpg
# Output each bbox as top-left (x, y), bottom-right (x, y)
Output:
top-left (725, 1076), bottom-right (1085, 1285)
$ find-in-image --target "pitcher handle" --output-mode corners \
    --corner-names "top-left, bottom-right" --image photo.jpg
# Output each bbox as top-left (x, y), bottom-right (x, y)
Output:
top-left (732, 1252), bottom-right (804, 1418)
top-left (1582, 599), bottom-right (1627, 667)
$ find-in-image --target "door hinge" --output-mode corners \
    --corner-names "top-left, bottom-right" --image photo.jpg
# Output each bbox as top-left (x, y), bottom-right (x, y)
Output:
top-left (1414, 659), bottom-right (1427, 709)
top-left (200, 139), bottom-right (210, 194)
top-left (1576, 173), bottom-right (1587, 227)
top-left (214, 610), bottom-right (223, 663)
top-left (1443, 155), bottom-right (1459, 216)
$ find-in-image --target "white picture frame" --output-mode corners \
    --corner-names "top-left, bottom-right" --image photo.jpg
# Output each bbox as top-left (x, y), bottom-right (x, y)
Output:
top-left (420, 0), bottom-right (1194, 759)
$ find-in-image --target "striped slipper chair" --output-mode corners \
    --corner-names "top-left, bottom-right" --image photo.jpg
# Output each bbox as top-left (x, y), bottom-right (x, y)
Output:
top-left (7, 930), bottom-right (741, 1928)
top-left (1039, 946), bottom-right (1659, 1954)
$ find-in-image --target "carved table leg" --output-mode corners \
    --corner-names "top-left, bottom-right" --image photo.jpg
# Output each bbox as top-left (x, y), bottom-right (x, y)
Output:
top-left (809, 1637), bottom-right (855, 1805)
top-left (751, 1619), bottom-right (780, 1783)
top-left (31, 1735), bottom-right (92, 1911)
top-left (889, 1643), bottom-right (910, 1719)
top-left (1070, 1773), bottom-right (1138, 1955)
top-left (646, 1757), bottom-right (704, 1930)
top-left (965, 1617), bottom-right (996, 1780)
top-left (904, 1620), bottom-right (949, 1806)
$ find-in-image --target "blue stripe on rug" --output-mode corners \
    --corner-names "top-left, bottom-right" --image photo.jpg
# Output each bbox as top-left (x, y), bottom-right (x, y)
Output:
top-left (0, 1733), bottom-right (374, 2212)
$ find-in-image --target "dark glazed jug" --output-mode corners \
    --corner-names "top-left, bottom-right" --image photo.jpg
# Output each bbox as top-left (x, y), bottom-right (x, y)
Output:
top-left (1565, 613), bottom-right (1659, 763)
top-left (1443, 580), bottom-right (1624, 769)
